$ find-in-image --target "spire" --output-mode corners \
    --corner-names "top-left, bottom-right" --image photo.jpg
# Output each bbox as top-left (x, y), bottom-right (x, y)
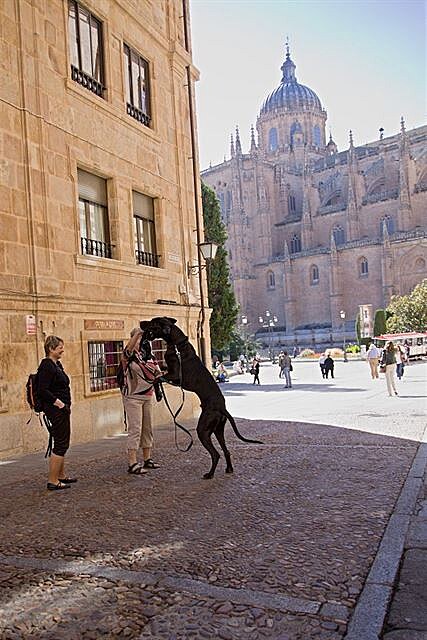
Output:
top-left (250, 125), bottom-right (257, 154)
top-left (400, 116), bottom-right (406, 134)
top-left (349, 130), bottom-right (354, 150)
top-left (281, 37), bottom-right (297, 83)
top-left (235, 126), bottom-right (242, 155)
top-left (230, 133), bottom-right (235, 158)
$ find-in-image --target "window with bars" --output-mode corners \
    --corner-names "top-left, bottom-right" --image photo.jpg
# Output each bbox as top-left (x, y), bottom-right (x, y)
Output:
top-left (124, 44), bottom-right (151, 126)
top-left (133, 191), bottom-right (159, 267)
top-left (78, 169), bottom-right (113, 258)
top-left (88, 340), bottom-right (123, 392)
top-left (68, 1), bottom-right (105, 97)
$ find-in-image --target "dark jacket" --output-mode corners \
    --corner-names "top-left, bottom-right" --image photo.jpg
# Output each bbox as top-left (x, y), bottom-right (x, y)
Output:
top-left (324, 356), bottom-right (334, 371)
top-left (38, 358), bottom-right (71, 408)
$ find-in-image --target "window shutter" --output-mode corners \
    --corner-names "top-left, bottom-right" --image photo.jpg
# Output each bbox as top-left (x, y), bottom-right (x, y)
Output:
top-left (133, 191), bottom-right (154, 221)
top-left (78, 169), bottom-right (107, 205)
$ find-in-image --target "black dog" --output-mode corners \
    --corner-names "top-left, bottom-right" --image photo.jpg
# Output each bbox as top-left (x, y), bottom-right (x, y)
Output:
top-left (140, 317), bottom-right (262, 479)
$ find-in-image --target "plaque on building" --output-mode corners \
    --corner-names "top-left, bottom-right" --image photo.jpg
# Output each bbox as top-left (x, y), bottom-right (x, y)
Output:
top-left (359, 304), bottom-right (373, 338)
top-left (25, 315), bottom-right (37, 335)
top-left (84, 319), bottom-right (124, 331)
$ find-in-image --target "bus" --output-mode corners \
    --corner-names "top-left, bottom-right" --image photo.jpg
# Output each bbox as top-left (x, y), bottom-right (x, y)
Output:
top-left (374, 332), bottom-right (427, 359)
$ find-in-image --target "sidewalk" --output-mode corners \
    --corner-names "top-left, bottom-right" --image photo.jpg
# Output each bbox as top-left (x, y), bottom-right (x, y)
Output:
top-left (0, 361), bottom-right (426, 639)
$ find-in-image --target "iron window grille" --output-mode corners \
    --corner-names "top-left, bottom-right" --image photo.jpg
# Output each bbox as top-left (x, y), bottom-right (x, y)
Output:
top-left (79, 199), bottom-right (113, 258)
top-left (68, 1), bottom-right (105, 98)
top-left (88, 341), bottom-right (123, 392)
top-left (124, 44), bottom-right (151, 127)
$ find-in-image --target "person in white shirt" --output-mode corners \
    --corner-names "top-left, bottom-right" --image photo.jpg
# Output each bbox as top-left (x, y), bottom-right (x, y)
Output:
top-left (366, 342), bottom-right (381, 379)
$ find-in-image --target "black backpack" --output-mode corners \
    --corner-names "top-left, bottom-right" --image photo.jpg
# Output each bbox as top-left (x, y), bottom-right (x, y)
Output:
top-left (26, 372), bottom-right (43, 414)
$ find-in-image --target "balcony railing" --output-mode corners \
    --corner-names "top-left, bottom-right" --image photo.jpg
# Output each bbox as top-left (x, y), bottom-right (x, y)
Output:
top-left (81, 237), bottom-right (113, 259)
top-left (135, 250), bottom-right (160, 267)
top-left (71, 65), bottom-right (104, 98)
top-left (126, 103), bottom-right (151, 127)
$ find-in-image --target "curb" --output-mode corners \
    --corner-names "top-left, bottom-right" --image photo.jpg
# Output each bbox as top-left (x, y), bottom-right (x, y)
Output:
top-left (344, 428), bottom-right (427, 640)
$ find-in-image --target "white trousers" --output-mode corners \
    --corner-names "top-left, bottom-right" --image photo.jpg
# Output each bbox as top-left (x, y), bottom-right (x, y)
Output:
top-left (385, 364), bottom-right (397, 396)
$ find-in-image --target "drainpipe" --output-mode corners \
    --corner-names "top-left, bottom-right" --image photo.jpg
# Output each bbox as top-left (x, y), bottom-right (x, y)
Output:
top-left (186, 64), bottom-right (208, 366)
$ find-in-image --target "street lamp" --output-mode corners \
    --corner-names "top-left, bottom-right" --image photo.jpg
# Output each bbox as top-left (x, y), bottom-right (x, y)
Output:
top-left (241, 315), bottom-right (248, 357)
top-left (187, 241), bottom-right (219, 276)
top-left (340, 309), bottom-right (348, 362)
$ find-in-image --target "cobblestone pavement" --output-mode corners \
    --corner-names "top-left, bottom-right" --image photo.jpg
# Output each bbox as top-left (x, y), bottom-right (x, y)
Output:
top-left (0, 361), bottom-right (425, 639)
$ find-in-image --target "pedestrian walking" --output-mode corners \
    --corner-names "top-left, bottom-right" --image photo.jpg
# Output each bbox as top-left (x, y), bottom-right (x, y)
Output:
top-left (380, 341), bottom-right (398, 396)
top-left (251, 358), bottom-right (260, 385)
top-left (396, 343), bottom-right (407, 381)
top-left (38, 335), bottom-right (75, 491)
top-left (121, 327), bottom-right (163, 475)
top-left (293, 346), bottom-right (298, 358)
top-left (324, 353), bottom-right (334, 379)
top-left (278, 351), bottom-right (285, 378)
top-left (366, 342), bottom-right (381, 379)
top-left (282, 350), bottom-right (292, 388)
top-left (318, 353), bottom-right (326, 378)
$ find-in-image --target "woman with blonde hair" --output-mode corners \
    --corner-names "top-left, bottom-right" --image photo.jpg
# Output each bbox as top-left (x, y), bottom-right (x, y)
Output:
top-left (38, 335), bottom-right (75, 491)
top-left (380, 341), bottom-right (398, 397)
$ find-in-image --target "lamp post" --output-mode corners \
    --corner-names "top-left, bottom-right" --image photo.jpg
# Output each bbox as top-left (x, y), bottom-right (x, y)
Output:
top-left (340, 309), bottom-right (348, 362)
top-left (260, 311), bottom-right (277, 360)
top-left (241, 315), bottom-right (248, 358)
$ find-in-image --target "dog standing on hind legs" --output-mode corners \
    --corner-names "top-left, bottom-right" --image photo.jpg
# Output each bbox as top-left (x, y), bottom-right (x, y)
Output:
top-left (140, 317), bottom-right (263, 479)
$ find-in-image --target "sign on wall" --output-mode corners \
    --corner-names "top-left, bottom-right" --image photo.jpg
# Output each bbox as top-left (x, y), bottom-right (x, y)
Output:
top-left (84, 320), bottom-right (125, 331)
top-left (25, 315), bottom-right (37, 335)
top-left (359, 304), bottom-right (373, 338)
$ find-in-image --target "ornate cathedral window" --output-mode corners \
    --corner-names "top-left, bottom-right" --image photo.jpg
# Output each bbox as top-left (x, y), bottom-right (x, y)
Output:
top-left (380, 216), bottom-right (394, 235)
top-left (310, 265), bottom-right (319, 284)
top-left (267, 270), bottom-right (275, 289)
top-left (332, 225), bottom-right (345, 245)
top-left (268, 128), bottom-right (278, 152)
top-left (359, 257), bottom-right (369, 277)
top-left (288, 194), bottom-right (296, 213)
top-left (290, 234), bottom-right (301, 253)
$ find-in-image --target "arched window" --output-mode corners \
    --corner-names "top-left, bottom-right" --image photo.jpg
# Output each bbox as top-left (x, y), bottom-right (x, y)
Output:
top-left (290, 121), bottom-right (303, 145)
top-left (313, 124), bottom-right (321, 147)
top-left (267, 270), bottom-right (275, 289)
top-left (290, 234), bottom-right (301, 254)
top-left (310, 264), bottom-right (319, 285)
top-left (380, 216), bottom-right (394, 235)
top-left (226, 190), bottom-right (232, 212)
top-left (288, 194), bottom-right (296, 212)
top-left (359, 257), bottom-right (369, 277)
top-left (333, 225), bottom-right (345, 245)
top-left (268, 127), bottom-right (278, 152)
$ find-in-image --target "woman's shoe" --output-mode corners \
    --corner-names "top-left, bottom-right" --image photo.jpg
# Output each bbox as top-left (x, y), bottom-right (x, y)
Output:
top-left (143, 459), bottom-right (160, 469)
top-left (58, 477), bottom-right (77, 484)
top-left (47, 482), bottom-right (70, 491)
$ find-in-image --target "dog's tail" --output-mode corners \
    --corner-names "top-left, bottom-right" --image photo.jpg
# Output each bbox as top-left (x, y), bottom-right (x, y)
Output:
top-left (225, 411), bottom-right (263, 444)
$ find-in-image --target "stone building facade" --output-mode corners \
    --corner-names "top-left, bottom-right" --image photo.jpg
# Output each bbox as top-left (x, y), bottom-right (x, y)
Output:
top-left (202, 46), bottom-right (427, 350)
top-left (0, 0), bottom-right (208, 457)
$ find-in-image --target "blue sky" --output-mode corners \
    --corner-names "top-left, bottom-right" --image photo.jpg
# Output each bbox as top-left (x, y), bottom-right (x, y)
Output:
top-left (190, 0), bottom-right (426, 169)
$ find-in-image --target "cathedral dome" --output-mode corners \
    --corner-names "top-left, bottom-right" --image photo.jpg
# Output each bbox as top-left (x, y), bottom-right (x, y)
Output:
top-left (260, 48), bottom-right (323, 115)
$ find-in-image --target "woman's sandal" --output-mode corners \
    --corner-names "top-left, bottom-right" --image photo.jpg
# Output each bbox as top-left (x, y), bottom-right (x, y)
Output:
top-left (128, 463), bottom-right (148, 475)
top-left (59, 477), bottom-right (78, 484)
top-left (143, 459), bottom-right (160, 469)
top-left (47, 482), bottom-right (71, 491)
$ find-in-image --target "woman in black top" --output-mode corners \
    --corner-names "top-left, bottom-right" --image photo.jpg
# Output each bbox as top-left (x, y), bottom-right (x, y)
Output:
top-left (38, 335), bottom-right (75, 491)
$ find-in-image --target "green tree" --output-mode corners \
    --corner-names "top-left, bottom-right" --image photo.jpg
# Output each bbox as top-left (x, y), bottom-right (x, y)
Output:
top-left (374, 308), bottom-right (387, 337)
top-left (355, 313), bottom-right (361, 343)
top-left (201, 182), bottom-right (238, 352)
top-left (386, 279), bottom-right (427, 333)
